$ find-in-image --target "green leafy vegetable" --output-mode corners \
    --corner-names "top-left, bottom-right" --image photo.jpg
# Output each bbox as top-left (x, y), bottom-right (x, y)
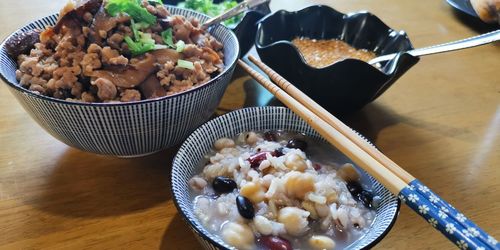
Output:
top-left (177, 0), bottom-right (242, 26)
top-left (106, 0), bottom-right (157, 25)
top-left (161, 28), bottom-right (175, 48)
top-left (175, 40), bottom-right (186, 52)
top-left (177, 59), bottom-right (195, 70)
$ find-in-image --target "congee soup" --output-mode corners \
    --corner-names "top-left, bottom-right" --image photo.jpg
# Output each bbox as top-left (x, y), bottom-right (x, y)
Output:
top-left (291, 37), bottom-right (376, 68)
top-left (188, 130), bottom-right (379, 249)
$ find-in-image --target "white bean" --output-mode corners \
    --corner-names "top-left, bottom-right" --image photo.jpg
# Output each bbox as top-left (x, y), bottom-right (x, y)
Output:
top-left (315, 203), bottom-right (330, 218)
top-left (221, 222), bottom-right (255, 250)
top-left (309, 235), bottom-right (336, 250)
top-left (254, 215), bottom-right (273, 235)
top-left (284, 153), bottom-right (307, 171)
top-left (246, 131), bottom-right (260, 145)
top-left (337, 163), bottom-right (360, 182)
top-left (284, 171), bottom-right (315, 199)
top-left (240, 181), bottom-right (266, 203)
top-left (278, 207), bottom-right (310, 236)
top-left (188, 176), bottom-right (207, 191)
top-left (214, 138), bottom-right (235, 151)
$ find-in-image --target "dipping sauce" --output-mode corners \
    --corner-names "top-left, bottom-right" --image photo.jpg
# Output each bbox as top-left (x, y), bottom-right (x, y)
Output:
top-left (291, 37), bottom-right (376, 68)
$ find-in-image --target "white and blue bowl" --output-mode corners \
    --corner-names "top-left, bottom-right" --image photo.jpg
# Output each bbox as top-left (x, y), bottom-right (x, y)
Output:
top-left (171, 106), bottom-right (400, 249)
top-left (0, 6), bottom-right (239, 157)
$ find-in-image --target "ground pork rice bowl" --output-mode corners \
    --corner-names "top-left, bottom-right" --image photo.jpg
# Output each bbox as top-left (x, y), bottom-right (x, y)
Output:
top-left (0, 0), bottom-right (239, 156)
top-left (10, 0), bottom-right (228, 102)
top-left (171, 107), bottom-right (400, 249)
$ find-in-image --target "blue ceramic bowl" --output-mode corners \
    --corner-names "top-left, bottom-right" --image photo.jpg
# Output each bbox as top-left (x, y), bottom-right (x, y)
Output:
top-left (167, 0), bottom-right (271, 57)
top-left (0, 6), bottom-right (239, 157)
top-left (171, 106), bottom-right (400, 249)
top-left (255, 5), bottom-right (419, 114)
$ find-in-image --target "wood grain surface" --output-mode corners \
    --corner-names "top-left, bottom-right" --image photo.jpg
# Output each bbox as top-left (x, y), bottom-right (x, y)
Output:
top-left (0, 0), bottom-right (498, 249)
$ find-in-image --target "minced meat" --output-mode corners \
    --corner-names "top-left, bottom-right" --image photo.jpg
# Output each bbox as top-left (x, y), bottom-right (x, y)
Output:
top-left (13, 0), bottom-right (225, 103)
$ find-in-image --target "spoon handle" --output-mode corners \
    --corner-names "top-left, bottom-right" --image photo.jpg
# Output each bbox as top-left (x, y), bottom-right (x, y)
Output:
top-left (201, 0), bottom-right (270, 29)
top-left (369, 29), bottom-right (500, 65)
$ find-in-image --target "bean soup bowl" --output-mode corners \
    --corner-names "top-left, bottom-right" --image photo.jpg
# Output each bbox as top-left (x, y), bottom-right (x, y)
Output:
top-left (171, 106), bottom-right (400, 249)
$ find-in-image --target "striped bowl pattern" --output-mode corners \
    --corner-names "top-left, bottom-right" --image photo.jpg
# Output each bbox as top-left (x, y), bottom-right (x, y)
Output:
top-left (0, 6), bottom-right (240, 157)
top-left (171, 106), bottom-right (400, 249)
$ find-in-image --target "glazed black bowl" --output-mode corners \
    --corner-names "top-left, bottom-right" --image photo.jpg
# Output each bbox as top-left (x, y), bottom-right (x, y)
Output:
top-left (168, 0), bottom-right (271, 56)
top-left (255, 5), bottom-right (419, 114)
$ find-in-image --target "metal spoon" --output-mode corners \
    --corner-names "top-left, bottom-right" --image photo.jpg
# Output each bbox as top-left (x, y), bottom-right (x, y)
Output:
top-left (201, 0), bottom-right (270, 30)
top-left (369, 29), bottom-right (500, 65)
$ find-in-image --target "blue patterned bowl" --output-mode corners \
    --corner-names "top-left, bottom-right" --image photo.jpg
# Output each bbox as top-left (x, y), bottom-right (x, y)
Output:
top-left (255, 5), bottom-right (419, 115)
top-left (171, 106), bottom-right (400, 249)
top-left (0, 6), bottom-right (239, 157)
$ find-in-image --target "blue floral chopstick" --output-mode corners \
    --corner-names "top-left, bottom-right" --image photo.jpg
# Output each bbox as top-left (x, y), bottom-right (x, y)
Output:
top-left (409, 180), bottom-right (499, 249)
top-left (399, 185), bottom-right (497, 250)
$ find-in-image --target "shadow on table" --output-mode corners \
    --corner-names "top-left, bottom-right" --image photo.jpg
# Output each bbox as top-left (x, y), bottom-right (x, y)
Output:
top-left (27, 146), bottom-right (178, 218)
top-left (160, 213), bottom-right (201, 250)
top-left (345, 102), bottom-right (477, 145)
top-left (343, 102), bottom-right (401, 143)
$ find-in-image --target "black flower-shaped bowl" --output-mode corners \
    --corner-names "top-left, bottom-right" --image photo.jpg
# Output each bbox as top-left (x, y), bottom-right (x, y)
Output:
top-left (255, 5), bottom-right (419, 114)
top-left (168, 0), bottom-right (271, 56)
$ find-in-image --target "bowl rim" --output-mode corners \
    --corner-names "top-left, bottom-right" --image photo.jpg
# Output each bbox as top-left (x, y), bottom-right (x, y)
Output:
top-left (254, 4), bottom-right (414, 72)
top-left (170, 106), bottom-right (401, 250)
top-left (0, 5), bottom-right (240, 107)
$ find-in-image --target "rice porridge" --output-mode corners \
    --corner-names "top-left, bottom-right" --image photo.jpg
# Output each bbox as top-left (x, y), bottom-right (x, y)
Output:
top-left (188, 130), bottom-right (379, 250)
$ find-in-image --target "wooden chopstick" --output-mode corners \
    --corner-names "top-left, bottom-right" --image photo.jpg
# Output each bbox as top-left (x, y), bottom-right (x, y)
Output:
top-left (247, 56), bottom-right (414, 183)
top-left (237, 59), bottom-right (407, 194)
top-left (245, 56), bottom-right (498, 249)
top-left (237, 58), bottom-right (497, 249)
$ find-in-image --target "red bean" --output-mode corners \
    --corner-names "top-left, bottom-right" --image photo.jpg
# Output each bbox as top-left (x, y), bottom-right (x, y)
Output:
top-left (248, 151), bottom-right (270, 168)
top-left (248, 150), bottom-right (284, 169)
top-left (313, 163), bottom-right (322, 170)
top-left (257, 236), bottom-right (293, 250)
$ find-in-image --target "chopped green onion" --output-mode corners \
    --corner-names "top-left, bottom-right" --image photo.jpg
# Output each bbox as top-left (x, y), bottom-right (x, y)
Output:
top-left (175, 40), bottom-right (186, 52)
top-left (133, 21), bottom-right (151, 30)
top-left (177, 59), bottom-right (194, 70)
top-left (161, 28), bottom-right (175, 48)
top-left (139, 32), bottom-right (155, 44)
top-left (124, 35), bottom-right (155, 56)
top-left (130, 19), bottom-right (139, 41)
top-left (154, 44), bottom-right (169, 50)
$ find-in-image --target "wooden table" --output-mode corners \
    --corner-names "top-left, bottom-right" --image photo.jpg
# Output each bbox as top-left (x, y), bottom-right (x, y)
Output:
top-left (0, 0), bottom-right (498, 249)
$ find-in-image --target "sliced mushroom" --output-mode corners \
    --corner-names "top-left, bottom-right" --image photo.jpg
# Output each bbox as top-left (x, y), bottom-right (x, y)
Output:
top-left (138, 74), bottom-right (166, 99)
top-left (53, 0), bottom-right (103, 33)
top-left (91, 53), bottom-right (156, 88)
top-left (151, 48), bottom-right (181, 64)
top-left (89, 5), bottom-right (125, 44)
top-left (5, 29), bottom-right (41, 59)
